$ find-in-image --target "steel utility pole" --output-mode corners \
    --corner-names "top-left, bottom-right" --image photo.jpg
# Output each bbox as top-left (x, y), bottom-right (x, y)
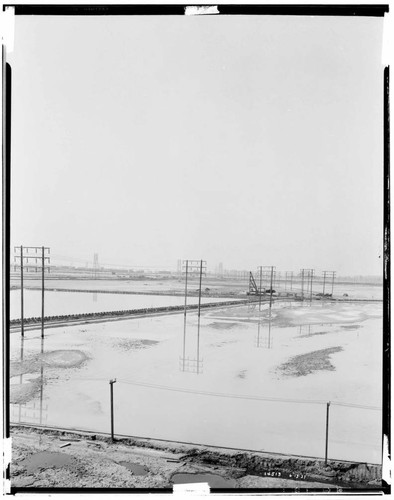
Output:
top-left (331, 272), bottom-right (336, 296)
top-left (269, 266), bottom-right (274, 309)
top-left (259, 266), bottom-right (263, 311)
top-left (274, 270), bottom-right (279, 292)
top-left (197, 259), bottom-right (203, 374)
top-left (322, 271), bottom-right (336, 297)
top-left (109, 378), bottom-right (116, 442)
top-left (182, 260), bottom-right (189, 371)
top-left (13, 246), bottom-right (25, 336)
top-left (93, 253), bottom-right (99, 279)
top-left (180, 260), bottom-right (206, 373)
top-left (309, 269), bottom-right (314, 302)
top-left (14, 246), bottom-right (50, 336)
top-left (300, 269), bottom-right (313, 301)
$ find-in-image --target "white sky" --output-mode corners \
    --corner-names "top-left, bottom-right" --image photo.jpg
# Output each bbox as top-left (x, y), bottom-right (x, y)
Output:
top-left (8, 14), bottom-right (384, 274)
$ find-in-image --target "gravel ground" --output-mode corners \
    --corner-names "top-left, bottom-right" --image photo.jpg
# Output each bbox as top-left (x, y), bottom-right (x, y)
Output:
top-left (9, 427), bottom-right (343, 491)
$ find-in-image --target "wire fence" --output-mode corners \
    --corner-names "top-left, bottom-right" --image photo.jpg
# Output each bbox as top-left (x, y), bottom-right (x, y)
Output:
top-left (11, 375), bottom-right (382, 464)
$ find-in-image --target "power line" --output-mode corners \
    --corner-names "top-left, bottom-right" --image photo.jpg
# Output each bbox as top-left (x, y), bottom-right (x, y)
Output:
top-left (72, 376), bottom-right (381, 411)
top-left (330, 401), bottom-right (381, 411)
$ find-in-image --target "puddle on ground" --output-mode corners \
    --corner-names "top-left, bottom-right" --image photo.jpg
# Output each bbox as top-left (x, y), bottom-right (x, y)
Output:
top-left (19, 452), bottom-right (73, 473)
top-left (117, 461), bottom-right (148, 475)
top-left (171, 473), bottom-right (237, 488)
top-left (14, 476), bottom-right (36, 487)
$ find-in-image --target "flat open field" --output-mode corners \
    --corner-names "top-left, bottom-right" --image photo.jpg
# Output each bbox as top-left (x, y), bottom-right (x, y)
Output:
top-left (10, 299), bottom-right (382, 464)
top-left (10, 276), bottom-right (383, 300)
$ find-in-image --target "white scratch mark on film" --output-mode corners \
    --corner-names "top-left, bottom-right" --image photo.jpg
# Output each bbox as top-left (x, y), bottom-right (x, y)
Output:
top-left (382, 434), bottom-right (391, 485)
top-left (173, 482), bottom-right (210, 495)
top-left (382, 10), bottom-right (392, 66)
top-left (2, 438), bottom-right (12, 494)
top-left (185, 6), bottom-right (219, 16)
top-left (1, 6), bottom-right (15, 54)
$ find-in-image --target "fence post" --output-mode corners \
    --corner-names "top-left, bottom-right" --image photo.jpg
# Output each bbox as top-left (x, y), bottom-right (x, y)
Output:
top-left (325, 401), bottom-right (330, 464)
top-left (109, 379), bottom-right (117, 441)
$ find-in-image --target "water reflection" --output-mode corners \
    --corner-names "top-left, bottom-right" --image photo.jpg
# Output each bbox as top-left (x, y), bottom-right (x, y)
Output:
top-left (179, 318), bottom-right (203, 374)
top-left (297, 323), bottom-right (334, 337)
top-left (11, 335), bottom-right (48, 426)
top-left (247, 302), bottom-right (257, 316)
top-left (298, 324), bottom-right (311, 336)
top-left (17, 336), bottom-right (25, 423)
top-left (39, 338), bottom-right (45, 424)
top-left (255, 309), bottom-right (273, 349)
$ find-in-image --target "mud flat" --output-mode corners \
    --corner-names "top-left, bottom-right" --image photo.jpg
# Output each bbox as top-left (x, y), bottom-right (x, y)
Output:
top-left (10, 300), bottom-right (382, 464)
top-left (278, 347), bottom-right (344, 377)
top-left (10, 426), bottom-right (382, 491)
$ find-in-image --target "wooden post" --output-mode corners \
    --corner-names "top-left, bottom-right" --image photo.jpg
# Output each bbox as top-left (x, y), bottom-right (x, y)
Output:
top-left (109, 379), bottom-right (116, 441)
top-left (325, 402), bottom-right (330, 464)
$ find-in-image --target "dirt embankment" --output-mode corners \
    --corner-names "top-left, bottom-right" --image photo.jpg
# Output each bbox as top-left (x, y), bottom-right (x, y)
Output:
top-left (10, 299), bottom-right (249, 327)
top-left (9, 426), bottom-right (382, 491)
